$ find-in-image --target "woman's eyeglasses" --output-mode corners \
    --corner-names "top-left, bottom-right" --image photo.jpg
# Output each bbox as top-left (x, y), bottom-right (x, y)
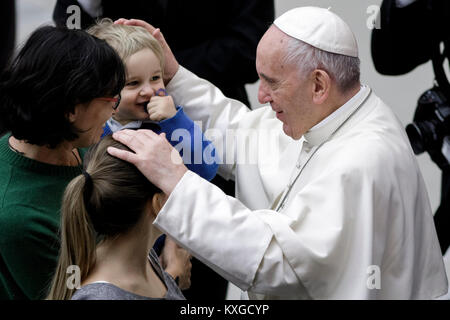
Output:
top-left (98, 94), bottom-right (121, 110)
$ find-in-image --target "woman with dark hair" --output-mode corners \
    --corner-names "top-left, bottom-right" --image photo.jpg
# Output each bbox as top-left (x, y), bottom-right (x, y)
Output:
top-left (0, 25), bottom-right (126, 299)
top-left (47, 136), bottom-right (188, 300)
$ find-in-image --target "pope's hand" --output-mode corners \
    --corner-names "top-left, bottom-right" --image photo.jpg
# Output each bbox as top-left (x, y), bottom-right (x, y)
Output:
top-left (160, 237), bottom-right (192, 290)
top-left (107, 129), bottom-right (188, 194)
top-left (147, 95), bottom-right (177, 122)
top-left (114, 18), bottom-right (179, 84)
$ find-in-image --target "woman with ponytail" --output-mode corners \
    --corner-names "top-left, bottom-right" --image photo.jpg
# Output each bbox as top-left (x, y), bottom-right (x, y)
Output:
top-left (47, 136), bottom-right (189, 300)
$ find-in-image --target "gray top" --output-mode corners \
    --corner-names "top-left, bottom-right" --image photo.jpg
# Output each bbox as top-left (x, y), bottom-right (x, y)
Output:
top-left (71, 249), bottom-right (185, 300)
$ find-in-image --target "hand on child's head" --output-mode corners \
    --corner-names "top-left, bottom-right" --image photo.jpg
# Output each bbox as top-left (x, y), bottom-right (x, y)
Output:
top-left (114, 18), bottom-right (127, 25)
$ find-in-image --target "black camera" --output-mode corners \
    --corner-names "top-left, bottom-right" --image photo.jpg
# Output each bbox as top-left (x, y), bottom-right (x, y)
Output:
top-left (406, 37), bottom-right (450, 170)
top-left (406, 86), bottom-right (450, 169)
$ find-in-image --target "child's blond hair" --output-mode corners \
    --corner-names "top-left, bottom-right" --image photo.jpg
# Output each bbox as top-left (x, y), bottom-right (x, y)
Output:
top-left (87, 18), bottom-right (165, 74)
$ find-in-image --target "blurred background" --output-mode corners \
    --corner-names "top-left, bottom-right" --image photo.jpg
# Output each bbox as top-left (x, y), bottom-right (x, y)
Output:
top-left (10, 0), bottom-right (449, 299)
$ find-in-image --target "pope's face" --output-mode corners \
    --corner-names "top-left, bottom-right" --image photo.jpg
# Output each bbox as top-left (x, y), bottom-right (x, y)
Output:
top-left (256, 26), bottom-right (316, 140)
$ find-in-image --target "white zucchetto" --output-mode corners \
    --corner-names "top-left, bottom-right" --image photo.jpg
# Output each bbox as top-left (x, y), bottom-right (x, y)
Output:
top-left (274, 7), bottom-right (359, 58)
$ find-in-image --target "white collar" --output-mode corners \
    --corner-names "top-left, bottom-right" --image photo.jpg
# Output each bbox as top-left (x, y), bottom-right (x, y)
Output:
top-left (304, 85), bottom-right (371, 146)
top-left (310, 85), bottom-right (366, 131)
top-left (107, 118), bottom-right (142, 133)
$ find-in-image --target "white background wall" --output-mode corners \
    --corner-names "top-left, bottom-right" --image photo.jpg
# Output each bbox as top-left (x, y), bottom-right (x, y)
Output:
top-left (15, 0), bottom-right (449, 299)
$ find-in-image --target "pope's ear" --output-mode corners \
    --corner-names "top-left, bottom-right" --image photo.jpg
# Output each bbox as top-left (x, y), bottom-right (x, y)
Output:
top-left (311, 69), bottom-right (330, 104)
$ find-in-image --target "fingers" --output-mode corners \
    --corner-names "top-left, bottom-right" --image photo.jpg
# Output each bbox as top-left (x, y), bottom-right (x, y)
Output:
top-left (152, 28), bottom-right (162, 39)
top-left (178, 257), bottom-right (192, 289)
top-left (111, 129), bottom-right (158, 152)
top-left (111, 130), bottom-right (142, 150)
top-left (114, 18), bottom-right (158, 35)
top-left (146, 95), bottom-right (176, 121)
top-left (114, 18), bottom-right (127, 25)
top-left (136, 128), bottom-right (161, 140)
top-left (148, 110), bottom-right (171, 122)
top-left (125, 19), bottom-right (157, 33)
top-left (108, 128), bottom-right (184, 194)
top-left (147, 105), bottom-right (162, 122)
top-left (107, 146), bottom-right (138, 164)
top-left (152, 28), bottom-right (167, 45)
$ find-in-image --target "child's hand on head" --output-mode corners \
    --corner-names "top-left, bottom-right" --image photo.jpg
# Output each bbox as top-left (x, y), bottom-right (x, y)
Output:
top-left (146, 93), bottom-right (176, 122)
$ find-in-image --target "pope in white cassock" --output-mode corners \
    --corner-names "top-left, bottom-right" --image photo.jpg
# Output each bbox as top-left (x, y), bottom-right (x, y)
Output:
top-left (109, 7), bottom-right (448, 299)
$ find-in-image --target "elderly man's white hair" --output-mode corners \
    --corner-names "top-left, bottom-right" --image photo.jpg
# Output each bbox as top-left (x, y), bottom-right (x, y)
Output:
top-left (282, 37), bottom-right (361, 93)
top-left (275, 7), bottom-right (361, 93)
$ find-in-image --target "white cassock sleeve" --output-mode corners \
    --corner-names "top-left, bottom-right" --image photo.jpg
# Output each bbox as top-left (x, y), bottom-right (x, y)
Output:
top-left (155, 168), bottom-right (351, 298)
top-left (155, 147), bottom-right (447, 299)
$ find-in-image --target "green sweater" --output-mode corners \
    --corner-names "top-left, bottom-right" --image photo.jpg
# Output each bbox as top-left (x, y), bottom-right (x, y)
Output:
top-left (0, 134), bottom-right (84, 299)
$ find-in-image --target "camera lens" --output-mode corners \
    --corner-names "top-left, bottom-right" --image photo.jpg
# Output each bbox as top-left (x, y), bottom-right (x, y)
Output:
top-left (406, 121), bottom-right (438, 155)
top-left (406, 123), bottom-right (425, 154)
